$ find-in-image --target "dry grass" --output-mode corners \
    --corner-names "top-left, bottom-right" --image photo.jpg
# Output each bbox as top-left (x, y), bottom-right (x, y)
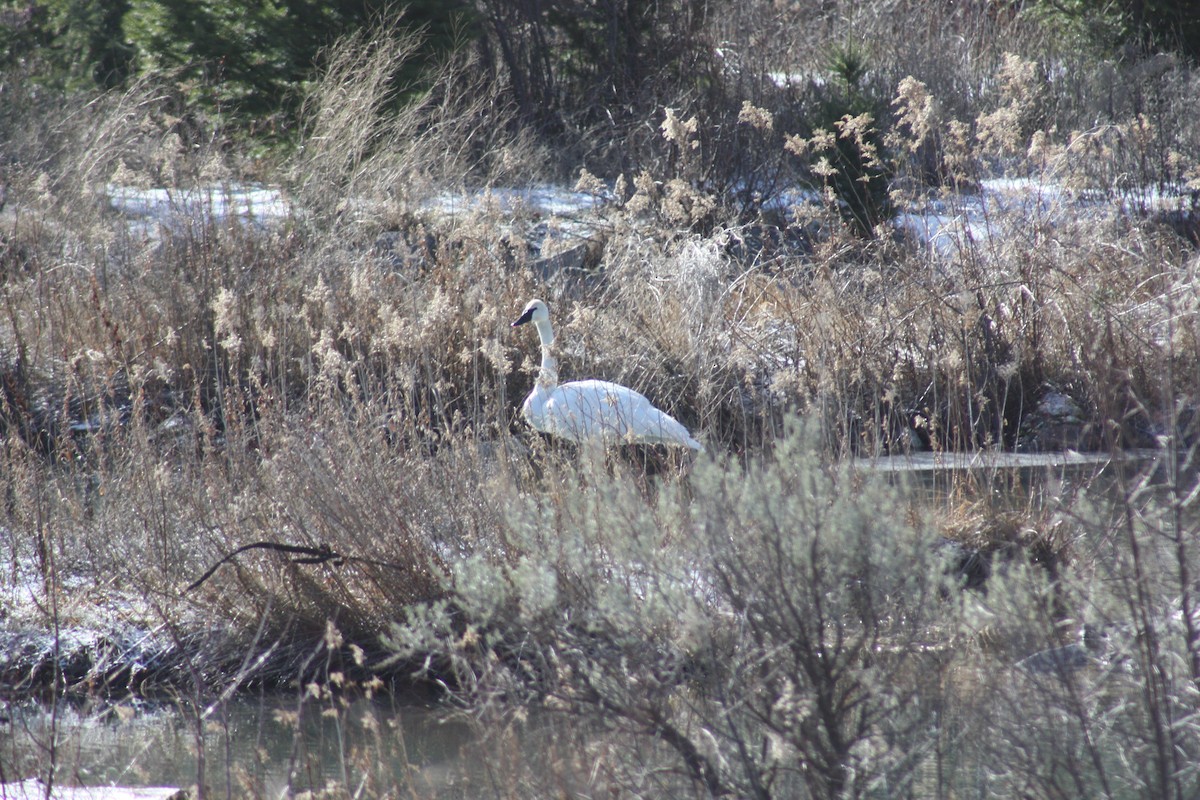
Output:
top-left (1, 3), bottom-right (1199, 797)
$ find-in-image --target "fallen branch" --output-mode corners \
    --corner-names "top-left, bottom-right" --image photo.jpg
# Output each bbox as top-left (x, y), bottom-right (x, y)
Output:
top-left (186, 542), bottom-right (345, 591)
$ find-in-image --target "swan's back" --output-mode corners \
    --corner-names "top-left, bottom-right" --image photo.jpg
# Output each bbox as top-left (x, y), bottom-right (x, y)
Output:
top-left (527, 379), bottom-right (703, 450)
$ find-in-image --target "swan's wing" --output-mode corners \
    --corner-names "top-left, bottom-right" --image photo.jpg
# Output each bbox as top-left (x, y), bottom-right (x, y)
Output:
top-left (542, 381), bottom-right (630, 440)
top-left (548, 380), bottom-right (702, 449)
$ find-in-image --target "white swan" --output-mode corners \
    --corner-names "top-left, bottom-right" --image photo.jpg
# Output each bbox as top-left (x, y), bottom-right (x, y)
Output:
top-left (511, 299), bottom-right (703, 451)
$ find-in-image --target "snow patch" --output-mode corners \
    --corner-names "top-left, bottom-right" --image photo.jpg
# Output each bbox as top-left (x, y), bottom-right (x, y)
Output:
top-left (107, 184), bottom-right (291, 236)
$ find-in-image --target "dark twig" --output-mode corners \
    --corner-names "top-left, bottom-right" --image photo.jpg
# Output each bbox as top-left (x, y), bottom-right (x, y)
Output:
top-left (186, 542), bottom-right (345, 591)
top-left (186, 542), bottom-right (434, 592)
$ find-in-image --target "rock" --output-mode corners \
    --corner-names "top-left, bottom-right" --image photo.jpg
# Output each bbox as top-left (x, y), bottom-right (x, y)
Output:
top-left (1017, 388), bottom-right (1100, 451)
top-left (371, 228), bottom-right (435, 272)
top-left (1016, 625), bottom-right (1109, 676)
top-left (1037, 391), bottom-right (1083, 420)
top-left (531, 241), bottom-right (590, 283)
top-left (935, 537), bottom-right (992, 594)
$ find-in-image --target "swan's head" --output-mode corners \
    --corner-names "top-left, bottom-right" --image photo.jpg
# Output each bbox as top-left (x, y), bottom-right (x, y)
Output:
top-left (512, 298), bottom-right (550, 328)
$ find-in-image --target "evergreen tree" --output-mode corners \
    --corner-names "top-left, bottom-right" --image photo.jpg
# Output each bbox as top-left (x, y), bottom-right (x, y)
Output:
top-left (1029, 0), bottom-right (1200, 62)
top-left (2, 0), bottom-right (471, 139)
top-left (0, 0), bottom-right (134, 89)
top-left (122, 0), bottom-right (469, 136)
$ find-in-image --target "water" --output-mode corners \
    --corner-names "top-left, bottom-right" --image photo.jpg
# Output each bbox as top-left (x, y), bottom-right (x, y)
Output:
top-left (1, 694), bottom-right (475, 797)
top-left (857, 448), bottom-right (1173, 505)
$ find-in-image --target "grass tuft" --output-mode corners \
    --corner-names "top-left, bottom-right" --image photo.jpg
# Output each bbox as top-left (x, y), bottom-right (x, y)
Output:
top-left (1, 3), bottom-right (1199, 796)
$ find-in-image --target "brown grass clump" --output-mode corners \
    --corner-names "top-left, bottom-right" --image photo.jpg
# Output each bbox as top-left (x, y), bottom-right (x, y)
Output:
top-left (1, 4), bottom-right (1200, 797)
top-left (0, 0), bottom-right (1195, 616)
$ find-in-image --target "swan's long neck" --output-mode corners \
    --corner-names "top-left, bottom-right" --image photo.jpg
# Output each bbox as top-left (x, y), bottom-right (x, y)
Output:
top-left (533, 318), bottom-right (558, 388)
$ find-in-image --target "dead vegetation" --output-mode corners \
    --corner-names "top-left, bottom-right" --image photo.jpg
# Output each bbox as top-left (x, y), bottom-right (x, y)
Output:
top-left (1, 2), bottom-right (1199, 797)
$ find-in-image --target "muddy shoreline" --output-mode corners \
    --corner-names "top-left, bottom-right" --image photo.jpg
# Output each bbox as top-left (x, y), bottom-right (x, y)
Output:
top-left (0, 623), bottom-right (439, 703)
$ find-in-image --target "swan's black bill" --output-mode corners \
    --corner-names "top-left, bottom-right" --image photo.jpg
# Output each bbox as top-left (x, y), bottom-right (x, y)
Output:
top-left (512, 308), bottom-right (535, 327)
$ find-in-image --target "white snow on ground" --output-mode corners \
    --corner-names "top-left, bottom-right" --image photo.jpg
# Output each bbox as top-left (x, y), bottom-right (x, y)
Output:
top-left (897, 178), bottom-right (1072, 256)
top-left (105, 182), bottom-right (610, 246)
top-left (104, 178), bottom-right (1190, 263)
top-left (0, 779), bottom-right (185, 799)
top-left (422, 185), bottom-right (607, 218)
top-left (760, 187), bottom-right (823, 214)
top-left (107, 184), bottom-right (291, 237)
top-left (897, 178), bottom-right (1193, 257)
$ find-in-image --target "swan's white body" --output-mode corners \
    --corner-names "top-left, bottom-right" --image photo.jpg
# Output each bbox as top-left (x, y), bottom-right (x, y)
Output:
top-left (512, 299), bottom-right (703, 451)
